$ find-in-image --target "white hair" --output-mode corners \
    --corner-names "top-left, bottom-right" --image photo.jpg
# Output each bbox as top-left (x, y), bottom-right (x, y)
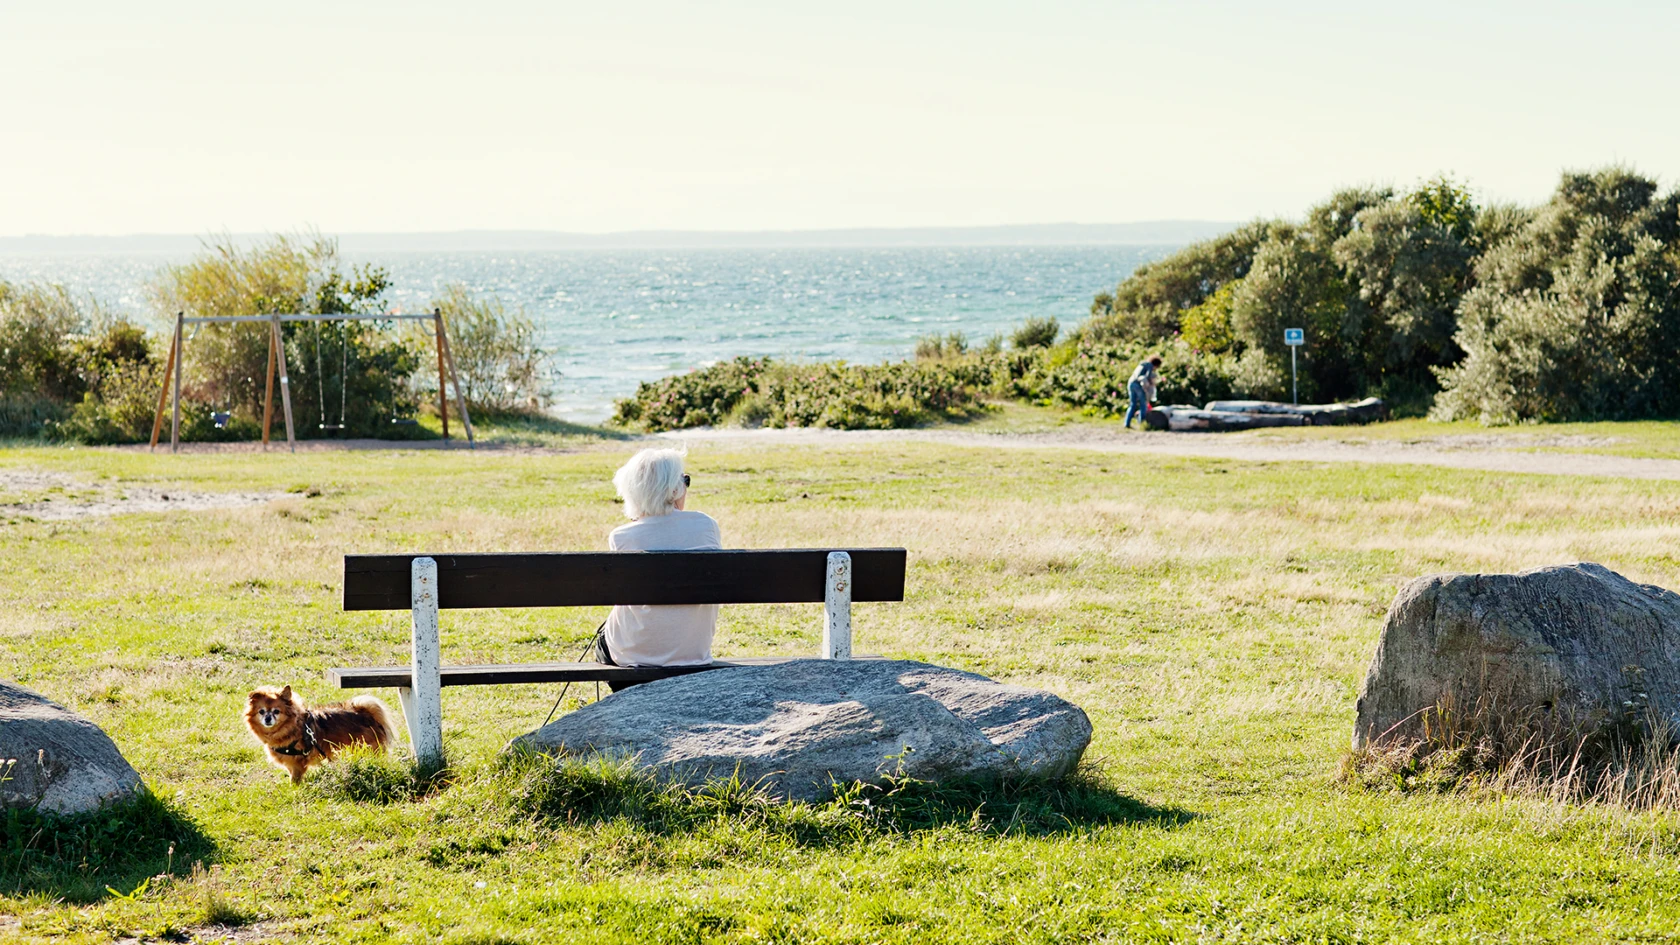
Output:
top-left (612, 448), bottom-right (687, 520)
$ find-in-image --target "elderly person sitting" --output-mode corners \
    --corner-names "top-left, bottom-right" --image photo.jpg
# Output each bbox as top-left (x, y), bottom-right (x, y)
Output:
top-left (596, 449), bottom-right (721, 685)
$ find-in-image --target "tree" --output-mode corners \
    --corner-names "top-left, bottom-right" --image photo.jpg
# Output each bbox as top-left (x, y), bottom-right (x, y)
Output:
top-left (1086, 221), bottom-right (1276, 343)
top-left (1433, 168), bottom-right (1680, 422)
top-left (1330, 179), bottom-right (1479, 406)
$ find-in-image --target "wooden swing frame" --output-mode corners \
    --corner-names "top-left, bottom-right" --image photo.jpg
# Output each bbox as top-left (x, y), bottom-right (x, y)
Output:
top-left (148, 309), bottom-right (474, 453)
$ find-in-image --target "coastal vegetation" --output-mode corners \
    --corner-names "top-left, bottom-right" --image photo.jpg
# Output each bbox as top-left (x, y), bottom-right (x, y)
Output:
top-left (1089, 167), bottom-right (1680, 423)
top-left (5, 438), bottom-right (1680, 940)
top-left (610, 166), bottom-right (1680, 432)
top-left (0, 236), bottom-right (554, 443)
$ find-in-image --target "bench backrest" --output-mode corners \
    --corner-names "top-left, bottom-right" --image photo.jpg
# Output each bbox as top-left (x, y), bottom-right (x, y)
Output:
top-left (342, 548), bottom-right (907, 611)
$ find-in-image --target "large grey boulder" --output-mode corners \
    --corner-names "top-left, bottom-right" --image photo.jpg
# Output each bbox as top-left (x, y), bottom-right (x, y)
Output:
top-left (1, 681), bottom-right (146, 815)
top-left (511, 659), bottom-right (1092, 801)
top-left (1353, 563), bottom-right (1680, 749)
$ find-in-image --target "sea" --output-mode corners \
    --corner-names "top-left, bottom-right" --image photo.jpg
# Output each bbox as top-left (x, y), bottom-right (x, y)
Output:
top-left (0, 245), bottom-right (1170, 422)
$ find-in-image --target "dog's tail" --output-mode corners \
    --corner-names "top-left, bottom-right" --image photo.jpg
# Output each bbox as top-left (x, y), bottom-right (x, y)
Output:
top-left (349, 695), bottom-right (399, 748)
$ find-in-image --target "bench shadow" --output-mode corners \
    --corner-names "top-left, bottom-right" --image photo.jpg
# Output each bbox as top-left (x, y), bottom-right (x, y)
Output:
top-left (1, 790), bottom-right (216, 903)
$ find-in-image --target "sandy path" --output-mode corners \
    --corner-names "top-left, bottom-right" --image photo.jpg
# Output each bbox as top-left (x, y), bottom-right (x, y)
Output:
top-left (659, 427), bottom-right (1680, 481)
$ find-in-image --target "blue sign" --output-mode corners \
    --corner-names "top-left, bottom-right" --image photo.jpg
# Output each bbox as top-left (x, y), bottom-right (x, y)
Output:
top-left (1284, 328), bottom-right (1305, 346)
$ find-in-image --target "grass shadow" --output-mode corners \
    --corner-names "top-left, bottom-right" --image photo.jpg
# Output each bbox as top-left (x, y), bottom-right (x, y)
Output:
top-left (471, 411), bottom-right (636, 444)
top-left (503, 754), bottom-right (1193, 845)
top-left (1, 789), bottom-right (214, 903)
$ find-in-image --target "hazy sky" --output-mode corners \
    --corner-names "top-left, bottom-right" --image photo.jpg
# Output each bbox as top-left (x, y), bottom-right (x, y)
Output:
top-left (3, 1), bottom-right (1676, 235)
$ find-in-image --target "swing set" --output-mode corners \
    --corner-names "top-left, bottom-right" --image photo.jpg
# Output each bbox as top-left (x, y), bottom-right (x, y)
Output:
top-left (148, 309), bottom-right (475, 453)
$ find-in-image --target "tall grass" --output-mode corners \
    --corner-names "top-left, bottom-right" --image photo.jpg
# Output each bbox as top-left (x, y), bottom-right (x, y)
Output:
top-left (1346, 694), bottom-right (1680, 810)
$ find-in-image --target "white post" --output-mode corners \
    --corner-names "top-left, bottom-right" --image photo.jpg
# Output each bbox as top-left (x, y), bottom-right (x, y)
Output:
top-left (407, 556), bottom-right (444, 768)
top-left (1291, 345), bottom-right (1298, 406)
top-left (823, 551), bottom-right (852, 660)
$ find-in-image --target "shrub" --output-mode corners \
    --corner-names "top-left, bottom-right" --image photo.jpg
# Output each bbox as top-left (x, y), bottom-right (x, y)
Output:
top-left (0, 283), bottom-right (160, 440)
top-left (1010, 316), bottom-right (1059, 349)
top-left (613, 356), bottom-right (993, 432)
top-left (1007, 338), bottom-right (1241, 414)
top-left (914, 332), bottom-right (968, 361)
top-left (422, 285), bottom-right (556, 416)
top-left (1433, 169), bottom-right (1680, 423)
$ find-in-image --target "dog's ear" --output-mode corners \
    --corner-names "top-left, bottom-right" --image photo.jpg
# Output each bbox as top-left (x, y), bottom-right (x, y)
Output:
top-left (279, 685), bottom-right (293, 700)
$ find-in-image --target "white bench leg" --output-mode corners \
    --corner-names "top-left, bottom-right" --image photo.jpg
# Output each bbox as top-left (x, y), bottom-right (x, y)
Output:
top-left (823, 551), bottom-right (852, 660)
top-left (409, 556), bottom-right (444, 767)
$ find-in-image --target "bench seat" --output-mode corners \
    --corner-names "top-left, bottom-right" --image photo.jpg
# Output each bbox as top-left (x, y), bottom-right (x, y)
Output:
top-left (328, 654), bottom-right (884, 690)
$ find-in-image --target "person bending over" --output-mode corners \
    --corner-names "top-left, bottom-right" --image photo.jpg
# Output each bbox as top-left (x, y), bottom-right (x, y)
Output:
top-left (1125, 355), bottom-right (1162, 429)
top-left (597, 449), bottom-right (721, 687)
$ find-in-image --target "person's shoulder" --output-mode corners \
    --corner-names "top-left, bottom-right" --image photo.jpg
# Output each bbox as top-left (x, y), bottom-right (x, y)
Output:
top-left (673, 510), bottom-right (722, 544)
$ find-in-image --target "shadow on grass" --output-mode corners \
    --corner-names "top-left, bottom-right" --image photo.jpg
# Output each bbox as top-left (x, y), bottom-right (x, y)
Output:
top-left (502, 754), bottom-right (1193, 845)
top-left (471, 411), bottom-right (636, 443)
top-left (1, 790), bottom-right (213, 903)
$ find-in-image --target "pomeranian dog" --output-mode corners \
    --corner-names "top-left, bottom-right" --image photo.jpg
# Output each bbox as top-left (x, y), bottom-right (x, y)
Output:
top-left (244, 685), bottom-right (397, 784)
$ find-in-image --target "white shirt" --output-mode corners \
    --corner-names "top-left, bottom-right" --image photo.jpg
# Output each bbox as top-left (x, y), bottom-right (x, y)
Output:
top-left (602, 510), bottom-right (722, 666)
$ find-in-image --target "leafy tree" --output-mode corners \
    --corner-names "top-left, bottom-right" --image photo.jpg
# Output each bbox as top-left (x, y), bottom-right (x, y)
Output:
top-left (1085, 221), bottom-right (1276, 343)
top-left (1179, 280), bottom-right (1239, 354)
top-left (151, 235), bottom-right (419, 437)
top-left (1331, 180), bottom-right (1479, 407)
top-left (1434, 169), bottom-right (1680, 422)
top-left (426, 284), bottom-right (555, 415)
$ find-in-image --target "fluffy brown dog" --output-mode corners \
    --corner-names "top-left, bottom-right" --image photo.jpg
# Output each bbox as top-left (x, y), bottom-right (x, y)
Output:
top-left (244, 685), bottom-right (397, 784)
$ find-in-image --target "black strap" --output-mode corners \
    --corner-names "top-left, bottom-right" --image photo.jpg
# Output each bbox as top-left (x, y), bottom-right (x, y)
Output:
top-left (270, 718), bottom-right (318, 757)
top-left (541, 620), bottom-right (609, 727)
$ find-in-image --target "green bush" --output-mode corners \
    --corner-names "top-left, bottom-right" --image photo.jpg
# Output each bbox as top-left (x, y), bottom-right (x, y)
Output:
top-left (421, 285), bottom-right (556, 416)
top-left (1010, 316), bottom-right (1059, 349)
top-left (0, 283), bottom-right (158, 440)
top-left (613, 356), bottom-right (994, 432)
top-left (1007, 338), bottom-right (1239, 414)
top-left (1433, 169), bottom-right (1680, 423)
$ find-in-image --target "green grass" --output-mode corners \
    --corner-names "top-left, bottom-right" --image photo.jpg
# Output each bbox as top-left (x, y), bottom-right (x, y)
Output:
top-left (4, 436), bottom-right (1680, 941)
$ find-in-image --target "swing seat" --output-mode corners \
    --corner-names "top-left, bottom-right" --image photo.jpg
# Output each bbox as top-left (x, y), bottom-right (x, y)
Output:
top-left (212, 412), bottom-right (232, 429)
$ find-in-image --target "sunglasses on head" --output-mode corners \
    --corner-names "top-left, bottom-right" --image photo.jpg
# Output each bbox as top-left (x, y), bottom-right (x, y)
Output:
top-left (682, 473), bottom-right (691, 488)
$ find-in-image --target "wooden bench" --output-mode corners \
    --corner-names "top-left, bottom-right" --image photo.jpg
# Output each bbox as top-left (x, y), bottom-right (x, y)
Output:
top-left (328, 548), bottom-right (907, 764)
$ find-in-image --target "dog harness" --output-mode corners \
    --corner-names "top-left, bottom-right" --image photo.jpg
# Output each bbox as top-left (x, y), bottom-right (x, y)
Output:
top-left (270, 718), bottom-right (318, 758)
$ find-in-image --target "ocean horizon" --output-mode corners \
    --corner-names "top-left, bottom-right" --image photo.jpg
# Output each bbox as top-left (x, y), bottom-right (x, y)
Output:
top-left (0, 244), bottom-right (1177, 422)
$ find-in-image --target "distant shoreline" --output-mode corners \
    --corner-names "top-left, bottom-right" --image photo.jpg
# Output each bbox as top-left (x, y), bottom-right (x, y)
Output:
top-left (0, 222), bottom-right (1234, 255)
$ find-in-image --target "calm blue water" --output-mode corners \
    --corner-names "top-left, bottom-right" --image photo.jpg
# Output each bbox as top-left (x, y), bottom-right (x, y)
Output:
top-left (0, 246), bottom-right (1168, 421)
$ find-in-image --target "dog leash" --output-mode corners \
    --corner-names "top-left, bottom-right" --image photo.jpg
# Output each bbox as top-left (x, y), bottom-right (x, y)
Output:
top-left (540, 620), bottom-right (608, 728)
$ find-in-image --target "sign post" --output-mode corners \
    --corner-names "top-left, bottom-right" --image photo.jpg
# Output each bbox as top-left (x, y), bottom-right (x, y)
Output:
top-left (1284, 328), bottom-right (1305, 404)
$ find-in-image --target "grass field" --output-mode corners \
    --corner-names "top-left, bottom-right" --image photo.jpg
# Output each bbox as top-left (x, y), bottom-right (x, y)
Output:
top-left (5, 420), bottom-right (1680, 943)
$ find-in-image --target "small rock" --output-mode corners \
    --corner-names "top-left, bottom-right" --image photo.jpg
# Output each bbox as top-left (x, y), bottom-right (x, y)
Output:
top-left (512, 659), bottom-right (1092, 801)
top-left (1, 680), bottom-right (146, 814)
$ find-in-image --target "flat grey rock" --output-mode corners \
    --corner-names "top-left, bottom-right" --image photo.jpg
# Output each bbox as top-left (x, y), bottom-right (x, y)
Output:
top-left (511, 659), bottom-right (1092, 801)
top-left (1354, 562), bottom-right (1680, 748)
top-left (1, 680), bottom-right (146, 815)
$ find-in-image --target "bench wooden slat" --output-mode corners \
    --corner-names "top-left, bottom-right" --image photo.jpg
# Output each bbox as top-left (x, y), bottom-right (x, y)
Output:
top-left (343, 548), bottom-right (907, 611)
top-left (327, 655), bottom-right (884, 689)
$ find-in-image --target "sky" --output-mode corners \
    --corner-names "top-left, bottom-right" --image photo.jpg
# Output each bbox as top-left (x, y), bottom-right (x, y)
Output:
top-left (2, 0), bottom-right (1677, 236)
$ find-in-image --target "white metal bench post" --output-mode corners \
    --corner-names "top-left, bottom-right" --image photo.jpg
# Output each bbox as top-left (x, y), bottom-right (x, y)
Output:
top-left (401, 556), bottom-right (444, 767)
top-left (823, 551), bottom-right (852, 660)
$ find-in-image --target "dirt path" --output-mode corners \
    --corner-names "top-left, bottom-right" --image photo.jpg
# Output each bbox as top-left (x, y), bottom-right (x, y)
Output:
top-left (0, 470), bottom-right (282, 521)
top-left (83, 426), bottom-right (1680, 481)
top-left (660, 427), bottom-right (1680, 481)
